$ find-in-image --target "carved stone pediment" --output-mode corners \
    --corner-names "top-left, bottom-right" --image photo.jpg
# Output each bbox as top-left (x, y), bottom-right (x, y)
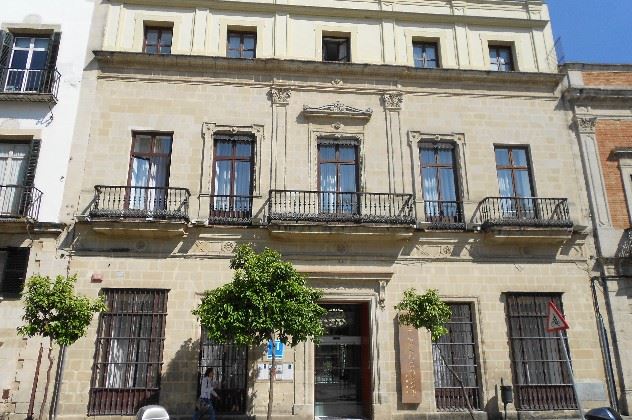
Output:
top-left (303, 101), bottom-right (373, 119)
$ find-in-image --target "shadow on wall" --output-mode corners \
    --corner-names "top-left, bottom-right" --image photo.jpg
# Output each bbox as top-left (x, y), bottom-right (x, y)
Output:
top-left (161, 338), bottom-right (200, 419)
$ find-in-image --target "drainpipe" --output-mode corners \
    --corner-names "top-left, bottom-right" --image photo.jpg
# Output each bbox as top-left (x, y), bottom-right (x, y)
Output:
top-left (49, 345), bottom-right (66, 420)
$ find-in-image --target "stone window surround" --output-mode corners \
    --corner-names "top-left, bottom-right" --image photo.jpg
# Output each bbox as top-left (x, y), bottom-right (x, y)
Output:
top-left (480, 34), bottom-right (521, 72)
top-left (612, 148), bottom-right (632, 225)
top-left (218, 21), bottom-right (263, 58)
top-left (492, 142), bottom-right (538, 197)
top-left (133, 16), bottom-right (180, 53)
top-left (315, 26), bottom-right (358, 64)
top-left (309, 129), bottom-right (365, 193)
top-left (404, 29), bottom-right (451, 68)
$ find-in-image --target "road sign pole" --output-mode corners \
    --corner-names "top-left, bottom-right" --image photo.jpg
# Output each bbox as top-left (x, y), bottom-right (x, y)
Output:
top-left (559, 330), bottom-right (584, 419)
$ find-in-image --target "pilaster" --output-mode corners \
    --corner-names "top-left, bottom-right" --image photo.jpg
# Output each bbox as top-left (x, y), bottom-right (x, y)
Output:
top-left (382, 92), bottom-right (405, 194)
top-left (269, 87), bottom-right (292, 190)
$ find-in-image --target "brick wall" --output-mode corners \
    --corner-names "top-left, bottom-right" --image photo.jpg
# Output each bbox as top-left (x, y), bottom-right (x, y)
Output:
top-left (596, 120), bottom-right (632, 228)
top-left (583, 71), bottom-right (632, 87)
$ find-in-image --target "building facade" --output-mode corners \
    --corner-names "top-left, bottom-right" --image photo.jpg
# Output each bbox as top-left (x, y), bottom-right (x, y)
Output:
top-left (564, 63), bottom-right (632, 415)
top-left (1, 0), bottom-right (615, 419)
top-left (0, 1), bottom-right (97, 417)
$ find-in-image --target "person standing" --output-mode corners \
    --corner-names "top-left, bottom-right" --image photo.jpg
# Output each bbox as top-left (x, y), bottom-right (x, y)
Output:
top-left (194, 368), bottom-right (219, 420)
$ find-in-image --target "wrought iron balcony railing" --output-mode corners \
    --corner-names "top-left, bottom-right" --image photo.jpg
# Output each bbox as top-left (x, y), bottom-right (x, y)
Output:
top-left (616, 228), bottom-right (632, 258)
top-left (268, 190), bottom-right (415, 225)
top-left (476, 197), bottom-right (572, 229)
top-left (209, 195), bottom-right (254, 225)
top-left (89, 185), bottom-right (190, 220)
top-left (0, 185), bottom-right (43, 220)
top-left (423, 200), bottom-right (466, 230)
top-left (0, 67), bottom-right (61, 100)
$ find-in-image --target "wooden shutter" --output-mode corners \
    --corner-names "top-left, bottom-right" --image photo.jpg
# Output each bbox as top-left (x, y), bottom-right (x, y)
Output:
top-left (23, 139), bottom-right (41, 188)
top-left (46, 32), bottom-right (61, 70)
top-left (0, 30), bottom-right (14, 89)
top-left (0, 247), bottom-right (30, 295)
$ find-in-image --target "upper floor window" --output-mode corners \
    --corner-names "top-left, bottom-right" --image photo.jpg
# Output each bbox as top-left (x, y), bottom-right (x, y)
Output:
top-left (0, 31), bottom-right (60, 94)
top-left (495, 146), bottom-right (533, 198)
top-left (420, 142), bottom-right (461, 223)
top-left (319, 142), bottom-right (358, 214)
top-left (0, 247), bottom-right (30, 296)
top-left (144, 27), bottom-right (172, 55)
top-left (227, 31), bottom-right (256, 59)
top-left (322, 36), bottom-right (350, 62)
top-left (212, 135), bottom-right (254, 216)
top-left (489, 44), bottom-right (514, 72)
top-left (0, 140), bottom-right (41, 218)
top-left (127, 133), bottom-right (173, 212)
top-left (413, 41), bottom-right (439, 69)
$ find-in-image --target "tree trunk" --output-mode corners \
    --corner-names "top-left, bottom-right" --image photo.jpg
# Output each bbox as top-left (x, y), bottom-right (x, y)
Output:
top-left (436, 346), bottom-right (475, 420)
top-left (267, 333), bottom-right (276, 420)
top-left (39, 338), bottom-right (54, 420)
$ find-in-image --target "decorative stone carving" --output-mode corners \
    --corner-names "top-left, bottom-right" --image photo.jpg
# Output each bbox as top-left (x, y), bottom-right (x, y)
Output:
top-left (303, 102), bottom-right (373, 119)
top-left (221, 241), bottom-right (237, 253)
top-left (269, 87), bottom-right (292, 105)
top-left (382, 92), bottom-right (404, 110)
top-left (378, 281), bottom-right (387, 310)
top-left (577, 117), bottom-right (597, 133)
top-left (332, 122), bottom-right (343, 130)
top-left (331, 79), bottom-right (343, 86)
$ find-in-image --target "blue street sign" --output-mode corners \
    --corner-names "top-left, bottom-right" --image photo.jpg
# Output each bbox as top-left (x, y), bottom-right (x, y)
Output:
top-left (267, 340), bottom-right (285, 359)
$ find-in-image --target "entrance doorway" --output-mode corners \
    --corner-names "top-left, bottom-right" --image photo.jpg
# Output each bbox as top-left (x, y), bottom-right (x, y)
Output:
top-left (315, 303), bottom-right (371, 419)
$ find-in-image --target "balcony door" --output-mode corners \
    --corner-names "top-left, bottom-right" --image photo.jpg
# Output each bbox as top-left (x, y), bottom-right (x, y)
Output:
top-left (318, 143), bottom-right (358, 215)
top-left (127, 133), bottom-right (172, 214)
top-left (420, 142), bottom-right (460, 223)
top-left (495, 146), bottom-right (535, 219)
top-left (5, 36), bottom-right (49, 92)
top-left (211, 136), bottom-right (254, 217)
top-left (0, 143), bottom-right (29, 216)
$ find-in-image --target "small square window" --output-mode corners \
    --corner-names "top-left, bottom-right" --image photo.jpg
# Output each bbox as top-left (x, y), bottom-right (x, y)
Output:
top-left (489, 44), bottom-right (514, 72)
top-left (322, 36), bottom-right (350, 62)
top-left (413, 41), bottom-right (439, 69)
top-left (144, 27), bottom-right (172, 55)
top-left (227, 31), bottom-right (256, 59)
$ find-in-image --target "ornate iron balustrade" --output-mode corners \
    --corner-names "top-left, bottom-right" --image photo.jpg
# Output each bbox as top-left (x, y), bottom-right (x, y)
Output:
top-left (0, 67), bottom-right (61, 100)
top-left (476, 197), bottom-right (572, 229)
top-left (0, 185), bottom-right (43, 220)
top-left (268, 190), bottom-right (415, 225)
top-left (423, 200), bottom-right (465, 230)
top-left (617, 228), bottom-right (632, 258)
top-left (209, 195), bottom-right (254, 225)
top-left (89, 185), bottom-right (190, 220)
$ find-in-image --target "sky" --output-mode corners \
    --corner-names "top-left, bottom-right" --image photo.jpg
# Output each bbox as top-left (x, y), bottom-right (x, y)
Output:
top-left (547, 0), bottom-right (632, 64)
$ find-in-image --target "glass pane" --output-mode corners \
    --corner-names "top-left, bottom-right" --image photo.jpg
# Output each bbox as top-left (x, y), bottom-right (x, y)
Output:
top-left (339, 165), bottom-right (357, 193)
top-left (422, 168), bottom-right (439, 201)
top-left (514, 170), bottom-right (533, 197)
top-left (160, 46), bottom-right (171, 54)
top-left (413, 44), bottom-right (423, 63)
top-left (437, 149), bottom-right (453, 165)
top-left (319, 163), bottom-right (336, 192)
top-left (497, 169), bottom-right (513, 196)
top-left (511, 149), bottom-right (528, 166)
top-left (29, 51), bottom-right (49, 69)
top-left (425, 44), bottom-right (437, 60)
top-left (9, 50), bottom-right (28, 69)
top-left (420, 148), bottom-right (435, 166)
top-left (243, 49), bottom-right (255, 59)
top-left (235, 142), bottom-right (252, 157)
top-left (234, 161), bottom-right (252, 196)
top-left (160, 30), bottom-right (173, 46)
top-left (495, 148), bottom-right (509, 166)
top-left (145, 30), bottom-right (159, 44)
top-left (34, 38), bottom-right (49, 49)
top-left (14, 38), bottom-right (31, 48)
top-left (228, 34), bottom-right (241, 50)
top-left (133, 136), bottom-right (152, 153)
top-left (319, 145), bottom-right (335, 161)
top-left (215, 140), bottom-right (232, 157)
top-left (214, 161), bottom-right (232, 195)
top-left (338, 41), bottom-right (348, 61)
top-left (439, 168), bottom-right (457, 201)
top-left (243, 35), bottom-right (255, 50)
top-left (145, 45), bottom-right (158, 54)
top-left (338, 146), bottom-right (356, 162)
top-left (155, 136), bottom-right (172, 154)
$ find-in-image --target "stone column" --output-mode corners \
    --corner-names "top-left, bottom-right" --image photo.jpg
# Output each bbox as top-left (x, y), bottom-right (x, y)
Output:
top-left (269, 88), bottom-right (292, 190)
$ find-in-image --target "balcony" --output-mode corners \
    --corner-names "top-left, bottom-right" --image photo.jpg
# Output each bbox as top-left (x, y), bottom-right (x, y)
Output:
top-left (209, 195), bottom-right (254, 225)
top-left (89, 185), bottom-right (190, 221)
top-left (268, 190), bottom-right (415, 225)
top-left (476, 197), bottom-right (572, 229)
top-left (422, 200), bottom-right (466, 230)
top-left (0, 185), bottom-right (42, 220)
top-left (0, 67), bottom-right (61, 103)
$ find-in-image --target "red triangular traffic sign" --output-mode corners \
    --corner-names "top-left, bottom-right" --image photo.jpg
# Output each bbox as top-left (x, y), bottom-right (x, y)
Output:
top-left (546, 301), bottom-right (570, 332)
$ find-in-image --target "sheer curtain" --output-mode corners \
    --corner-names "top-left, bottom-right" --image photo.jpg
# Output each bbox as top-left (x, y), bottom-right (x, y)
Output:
top-left (234, 161), bottom-right (251, 212)
top-left (496, 169), bottom-right (514, 217)
top-left (319, 163), bottom-right (336, 213)
top-left (214, 161), bottom-right (231, 211)
top-left (129, 157), bottom-right (150, 210)
top-left (0, 143), bottom-right (29, 215)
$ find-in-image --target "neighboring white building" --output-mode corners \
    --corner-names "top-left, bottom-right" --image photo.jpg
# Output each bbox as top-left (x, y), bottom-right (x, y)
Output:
top-left (0, 1), bottom-right (96, 417)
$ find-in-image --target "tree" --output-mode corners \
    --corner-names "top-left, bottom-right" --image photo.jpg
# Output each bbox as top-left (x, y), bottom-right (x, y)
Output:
top-left (193, 245), bottom-right (326, 420)
top-left (395, 288), bottom-right (476, 420)
top-left (17, 274), bottom-right (106, 420)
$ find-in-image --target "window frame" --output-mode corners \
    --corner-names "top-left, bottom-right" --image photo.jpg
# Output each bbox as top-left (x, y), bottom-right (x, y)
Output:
top-left (488, 44), bottom-right (515, 72)
top-left (88, 289), bottom-right (169, 416)
top-left (126, 132), bottom-right (173, 188)
top-left (419, 142), bottom-right (460, 202)
top-left (143, 26), bottom-right (173, 55)
top-left (494, 145), bottom-right (535, 198)
top-left (412, 41), bottom-right (440, 69)
top-left (505, 293), bottom-right (577, 411)
top-left (0, 247), bottom-right (30, 296)
top-left (322, 36), bottom-right (351, 63)
top-left (226, 31), bottom-right (257, 59)
top-left (317, 142), bottom-right (359, 194)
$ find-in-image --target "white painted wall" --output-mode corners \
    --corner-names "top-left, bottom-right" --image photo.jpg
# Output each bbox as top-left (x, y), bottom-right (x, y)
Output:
top-left (0, 0), bottom-right (95, 223)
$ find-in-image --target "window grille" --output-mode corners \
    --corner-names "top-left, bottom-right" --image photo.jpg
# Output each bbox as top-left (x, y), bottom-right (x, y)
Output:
top-left (198, 329), bottom-right (248, 414)
top-left (505, 294), bottom-right (576, 410)
top-left (88, 289), bottom-right (169, 415)
top-left (432, 303), bottom-right (481, 411)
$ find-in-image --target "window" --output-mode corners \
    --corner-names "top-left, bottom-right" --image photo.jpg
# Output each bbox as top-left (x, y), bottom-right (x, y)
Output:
top-left (505, 294), bottom-right (576, 410)
top-left (211, 135), bottom-right (254, 217)
top-left (318, 142), bottom-right (358, 214)
top-left (0, 248), bottom-right (30, 295)
top-left (0, 141), bottom-right (40, 217)
top-left (227, 31), bottom-right (256, 59)
top-left (322, 36), bottom-right (350, 62)
top-left (144, 27), bottom-right (172, 55)
top-left (413, 41), bottom-right (439, 68)
top-left (420, 143), bottom-right (461, 223)
top-left (489, 45), bottom-right (514, 72)
top-left (89, 289), bottom-right (169, 415)
top-left (127, 133), bottom-right (173, 213)
top-left (0, 30), bottom-right (61, 94)
top-left (432, 303), bottom-right (481, 411)
top-left (495, 146), bottom-right (535, 218)
top-left (199, 329), bottom-right (248, 414)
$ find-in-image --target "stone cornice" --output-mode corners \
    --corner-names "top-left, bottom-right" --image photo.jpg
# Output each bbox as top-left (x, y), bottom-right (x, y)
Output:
top-left (565, 87), bottom-right (632, 103)
top-left (562, 63), bottom-right (632, 72)
top-left (93, 51), bottom-right (564, 93)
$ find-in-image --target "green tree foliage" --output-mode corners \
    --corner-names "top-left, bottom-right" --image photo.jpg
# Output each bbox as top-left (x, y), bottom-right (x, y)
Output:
top-left (193, 245), bottom-right (326, 420)
top-left (395, 288), bottom-right (451, 342)
top-left (17, 274), bottom-right (106, 420)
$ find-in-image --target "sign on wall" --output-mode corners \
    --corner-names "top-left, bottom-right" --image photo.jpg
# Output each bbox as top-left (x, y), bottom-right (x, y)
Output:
top-left (398, 324), bottom-right (422, 404)
top-left (267, 340), bottom-right (285, 359)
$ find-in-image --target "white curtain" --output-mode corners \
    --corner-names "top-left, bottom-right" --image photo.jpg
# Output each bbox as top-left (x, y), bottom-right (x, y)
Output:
top-left (0, 143), bottom-right (29, 215)
top-left (422, 168), bottom-right (439, 218)
top-left (214, 161), bottom-right (232, 211)
top-left (234, 161), bottom-right (251, 211)
top-left (129, 157), bottom-right (149, 210)
top-left (319, 163), bottom-right (336, 213)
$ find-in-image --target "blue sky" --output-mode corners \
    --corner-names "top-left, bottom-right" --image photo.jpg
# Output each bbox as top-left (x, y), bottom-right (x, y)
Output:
top-left (547, 0), bottom-right (632, 64)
